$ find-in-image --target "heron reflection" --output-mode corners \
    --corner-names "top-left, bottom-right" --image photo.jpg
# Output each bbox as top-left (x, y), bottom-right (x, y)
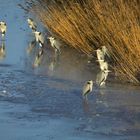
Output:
top-left (33, 48), bottom-right (44, 68)
top-left (26, 40), bottom-right (36, 54)
top-left (0, 41), bottom-right (6, 60)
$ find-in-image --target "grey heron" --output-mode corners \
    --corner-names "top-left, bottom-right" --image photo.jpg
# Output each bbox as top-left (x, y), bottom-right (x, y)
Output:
top-left (27, 18), bottom-right (37, 32)
top-left (96, 49), bottom-right (104, 62)
top-left (82, 80), bottom-right (93, 100)
top-left (34, 31), bottom-right (45, 47)
top-left (96, 70), bottom-right (109, 87)
top-left (98, 61), bottom-right (110, 72)
top-left (48, 37), bottom-right (61, 54)
top-left (101, 46), bottom-right (110, 58)
top-left (0, 21), bottom-right (7, 39)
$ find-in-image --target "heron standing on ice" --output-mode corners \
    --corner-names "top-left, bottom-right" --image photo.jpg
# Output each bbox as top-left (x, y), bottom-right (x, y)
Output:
top-left (101, 46), bottom-right (110, 58)
top-left (48, 37), bottom-right (61, 54)
top-left (96, 49), bottom-right (104, 62)
top-left (82, 80), bottom-right (93, 100)
top-left (98, 61), bottom-right (110, 72)
top-left (27, 18), bottom-right (37, 32)
top-left (34, 31), bottom-right (45, 47)
top-left (96, 70), bottom-right (109, 87)
top-left (96, 46), bottom-right (111, 87)
top-left (0, 21), bottom-right (7, 39)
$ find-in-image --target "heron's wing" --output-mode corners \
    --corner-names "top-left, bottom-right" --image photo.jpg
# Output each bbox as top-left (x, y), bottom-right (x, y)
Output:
top-left (104, 62), bottom-right (109, 70)
top-left (54, 42), bottom-right (60, 51)
top-left (0, 24), bottom-right (6, 32)
top-left (97, 71), bottom-right (109, 86)
top-left (83, 84), bottom-right (90, 96)
top-left (39, 34), bottom-right (44, 43)
top-left (96, 71), bottom-right (105, 84)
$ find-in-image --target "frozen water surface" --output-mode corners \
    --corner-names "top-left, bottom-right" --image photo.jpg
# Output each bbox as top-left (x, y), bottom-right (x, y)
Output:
top-left (0, 0), bottom-right (140, 140)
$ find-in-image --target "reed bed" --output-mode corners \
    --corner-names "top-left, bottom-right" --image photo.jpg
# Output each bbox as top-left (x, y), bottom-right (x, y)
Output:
top-left (25, 0), bottom-right (140, 84)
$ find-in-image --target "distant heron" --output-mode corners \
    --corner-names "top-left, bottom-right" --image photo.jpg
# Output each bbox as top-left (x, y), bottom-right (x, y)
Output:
top-left (27, 18), bottom-right (37, 32)
top-left (0, 21), bottom-right (7, 39)
top-left (34, 31), bottom-right (44, 47)
top-left (96, 70), bottom-right (109, 87)
top-left (82, 80), bottom-right (93, 100)
top-left (96, 49), bottom-right (104, 62)
top-left (48, 37), bottom-right (61, 54)
top-left (98, 61), bottom-right (110, 72)
top-left (101, 46), bottom-right (110, 58)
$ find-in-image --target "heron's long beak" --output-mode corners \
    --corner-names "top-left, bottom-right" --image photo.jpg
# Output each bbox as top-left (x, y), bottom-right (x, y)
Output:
top-left (104, 70), bottom-right (111, 73)
top-left (96, 59), bottom-right (104, 62)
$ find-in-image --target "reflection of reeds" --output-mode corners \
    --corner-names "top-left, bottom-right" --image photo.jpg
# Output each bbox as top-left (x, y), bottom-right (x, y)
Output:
top-left (26, 0), bottom-right (140, 84)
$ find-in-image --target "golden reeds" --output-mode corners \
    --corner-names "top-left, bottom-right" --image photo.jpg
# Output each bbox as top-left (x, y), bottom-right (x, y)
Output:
top-left (27, 0), bottom-right (140, 84)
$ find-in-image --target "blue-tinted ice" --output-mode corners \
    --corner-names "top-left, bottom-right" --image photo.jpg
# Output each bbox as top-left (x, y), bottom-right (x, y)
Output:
top-left (0, 1), bottom-right (140, 140)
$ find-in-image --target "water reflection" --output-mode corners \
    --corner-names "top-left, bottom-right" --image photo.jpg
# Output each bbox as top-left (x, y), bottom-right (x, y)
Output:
top-left (25, 38), bottom-right (96, 81)
top-left (33, 47), bottom-right (44, 67)
top-left (48, 56), bottom-right (58, 75)
top-left (26, 40), bottom-right (36, 54)
top-left (82, 99), bottom-right (90, 114)
top-left (0, 41), bottom-right (6, 60)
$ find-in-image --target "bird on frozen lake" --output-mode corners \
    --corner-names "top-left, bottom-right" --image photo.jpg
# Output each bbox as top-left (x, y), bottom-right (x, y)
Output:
top-left (98, 61), bottom-right (110, 72)
top-left (34, 31), bottom-right (45, 47)
top-left (101, 45), bottom-right (110, 58)
top-left (96, 48), bottom-right (104, 62)
top-left (27, 18), bottom-right (37, 32)
top-left (0, 21), bottom-right (7, 39)
top-left (96, 70), bottom-right (109, 87)
top-left (82, 80), bottom-right (93, 100)
top-left (48, 36), bottom-right (61, 54)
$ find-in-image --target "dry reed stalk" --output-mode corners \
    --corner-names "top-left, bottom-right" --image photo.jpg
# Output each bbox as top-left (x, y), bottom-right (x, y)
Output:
top-left (26, 0), bottom-right (140, 84)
